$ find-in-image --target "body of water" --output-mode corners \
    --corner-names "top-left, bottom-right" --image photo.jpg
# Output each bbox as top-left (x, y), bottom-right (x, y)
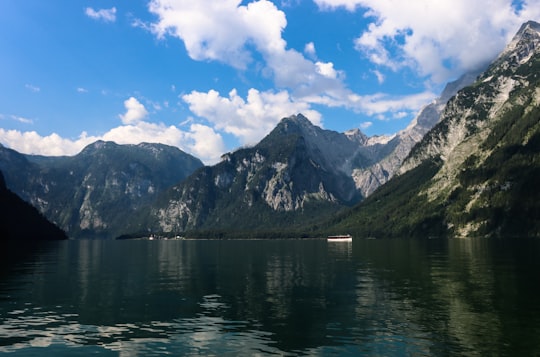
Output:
top-left (1, 238), bottom-right (539, 356)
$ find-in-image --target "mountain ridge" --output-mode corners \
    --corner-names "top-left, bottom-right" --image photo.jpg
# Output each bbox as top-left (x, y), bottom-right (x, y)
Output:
top-left (325, 20), bottom-right (540, 238)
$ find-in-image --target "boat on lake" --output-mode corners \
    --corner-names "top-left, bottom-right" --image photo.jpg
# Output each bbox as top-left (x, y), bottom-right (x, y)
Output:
top-left (327, 234), bottom-right (352, 242)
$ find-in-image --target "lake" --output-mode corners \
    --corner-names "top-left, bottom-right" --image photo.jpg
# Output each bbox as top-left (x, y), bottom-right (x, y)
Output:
top-left (1, 238), bottom-right (540, 356)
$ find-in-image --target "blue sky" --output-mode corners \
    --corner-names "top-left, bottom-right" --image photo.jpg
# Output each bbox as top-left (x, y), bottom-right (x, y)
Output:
top-left (0, 0), bottom-right (537, 163)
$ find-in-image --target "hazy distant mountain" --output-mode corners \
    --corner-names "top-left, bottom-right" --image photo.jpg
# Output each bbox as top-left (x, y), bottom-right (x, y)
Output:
top-left (325, 21), bottom-right (540, 238)
top-left (0, 170), bottom-right (67, 240)
top-left (0, 141), bottom-right (203, 239)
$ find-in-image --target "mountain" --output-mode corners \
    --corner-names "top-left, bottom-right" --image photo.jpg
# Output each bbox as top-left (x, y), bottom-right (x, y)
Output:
top-left (325, 21), bottom-right (540, 238)
top-left (0, 141), bottom-right (203, 239)
top-left (0, 170), bottom-right (67, 240)
top-left (137, 114), bottom-right (363, 235)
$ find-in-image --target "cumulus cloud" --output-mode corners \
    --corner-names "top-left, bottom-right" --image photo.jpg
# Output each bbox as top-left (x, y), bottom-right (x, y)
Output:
top-left (148, 0), bottom-right (286, 69)
top-left (146, 1), bottom-right (350, 102)
top-left (314, 0), bottom-right (540, 83)
top-left (185, 124), bottom-right (227, 161)
top-left (119, 97), bottom-right (149, 125)
top-left (315, 61), bottom-right (338, 79)
top-left (85, 7), bottom-right (117, 23)
top-left (182, 88), bottom-right (321, 145)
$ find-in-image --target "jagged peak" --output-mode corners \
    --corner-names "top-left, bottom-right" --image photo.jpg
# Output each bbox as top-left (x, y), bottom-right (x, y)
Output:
top-left (495, 20), bottom-right (540, 66)
top-left (265, 113), bottom-right (318, 139)
top-left (344, 128), bottom-right (369, 144)
top-left (344, 128), bottom-right (364, 137)
top-left (516, 20), bottom-right (540, 37)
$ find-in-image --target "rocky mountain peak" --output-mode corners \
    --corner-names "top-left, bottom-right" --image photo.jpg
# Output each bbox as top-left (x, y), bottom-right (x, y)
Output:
top-left (270, 113), bottom-right (317, 137)
top-left (492, 20), bottom-right (540, 70)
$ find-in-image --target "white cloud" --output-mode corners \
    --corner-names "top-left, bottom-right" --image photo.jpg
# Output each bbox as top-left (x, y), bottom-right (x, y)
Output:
top-left (185, 124), bottom-right (227, 161)
top-left (0, 114), bottom-right (34, 124)
top-left (146, 1), bottom-right (351, 103)
top-left (0, 130), bottom-right (97, 156)
top-left (11, 115), bottom-right (33, 124)
top-left (315, 61), bottom-right (338, 79)
top-left (314, 0), bottom-right (540, 83)
top-left (77, 87), bottom-right (88, 93)
top-left (148, 0), bottom-right (286, 69)
top-left (25, 84), bottom-right (40, 93)
top-left (119, 97), bottom-right (149, 125)
top-left (314, 0), bottom-right (360, 11)
top-left (85, 7), bottom-right (117, 23)
top-left (359, 121), bottom-right (372, 129)
top-left (304, 42), bottom-right (316, 58)
top-left (372, 70), bottom-right (385, 84)
top-left (182, 88), bottom-right (321, 146)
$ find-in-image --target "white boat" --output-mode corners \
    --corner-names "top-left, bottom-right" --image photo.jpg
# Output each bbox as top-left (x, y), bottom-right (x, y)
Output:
top-left (327, 234), bottom-right (352, 242)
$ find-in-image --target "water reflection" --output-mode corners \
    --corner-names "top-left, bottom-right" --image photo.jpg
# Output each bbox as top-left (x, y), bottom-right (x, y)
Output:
top-left (1, 238), bottom-right (539, 355)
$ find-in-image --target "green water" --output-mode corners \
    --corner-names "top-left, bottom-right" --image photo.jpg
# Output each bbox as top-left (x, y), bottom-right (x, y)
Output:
top-left (1, 238), bottom-right (539, 356)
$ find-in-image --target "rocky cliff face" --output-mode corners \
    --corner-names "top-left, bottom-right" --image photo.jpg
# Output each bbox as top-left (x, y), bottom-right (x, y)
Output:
top-left (0, 141), bottom-right (203, 238)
